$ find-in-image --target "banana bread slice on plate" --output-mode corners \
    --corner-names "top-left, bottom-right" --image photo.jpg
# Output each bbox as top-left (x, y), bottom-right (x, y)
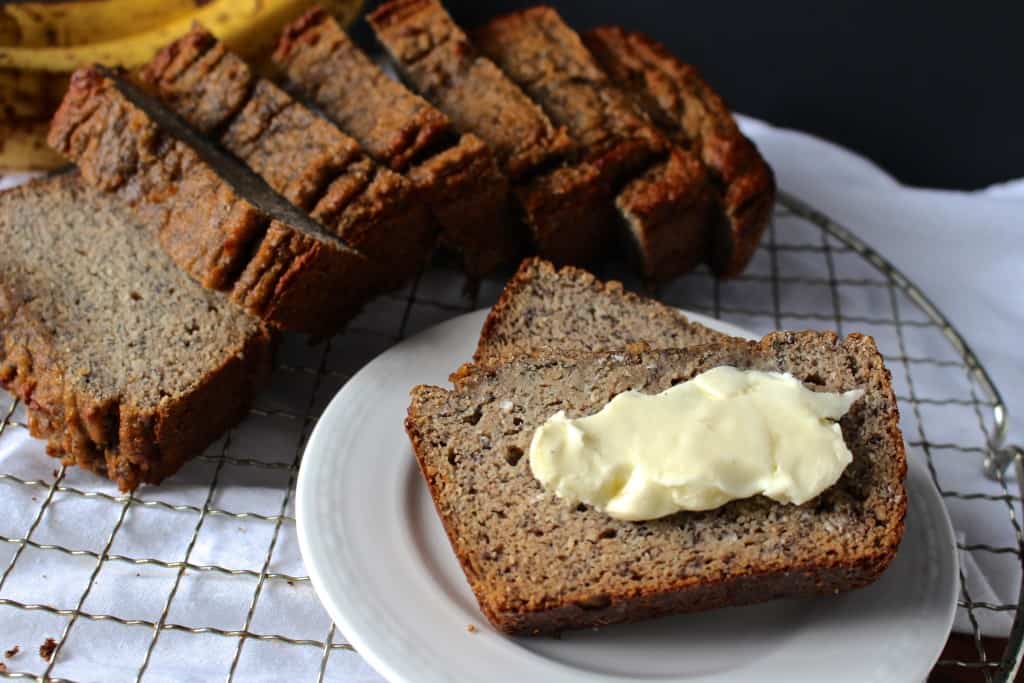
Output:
top-left (0, 173), bottom-right (273, 491)
top-left (474, 257), bottom-right (728, 365)
top-left (406, 330), bottom-right (907, 634)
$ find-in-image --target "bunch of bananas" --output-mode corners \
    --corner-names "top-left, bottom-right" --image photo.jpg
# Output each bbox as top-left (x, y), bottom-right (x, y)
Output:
top-left (0, 0), bottom-right (362, 170)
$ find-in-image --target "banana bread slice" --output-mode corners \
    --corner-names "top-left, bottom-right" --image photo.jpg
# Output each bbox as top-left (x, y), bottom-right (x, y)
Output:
top-left (49, 67), bottom-right (375, 337)
top-left (369, 0), bottom-right (613, 268)
top-left (141, 26), bottom-right (435, 291)
top-left (274, 8), bottom-right (516, 277)
top-left (474, 258), bottom-right (728, 366)
top-left (0, 173), bottom-right (273, 491)
top-left (406, 331), bottom-right (907, 634)
top-left (584, 27), bottom-right (776, 277)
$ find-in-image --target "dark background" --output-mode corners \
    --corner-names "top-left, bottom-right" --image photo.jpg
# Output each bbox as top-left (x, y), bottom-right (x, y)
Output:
top-left (357, 1), bottom-right (1023, 190)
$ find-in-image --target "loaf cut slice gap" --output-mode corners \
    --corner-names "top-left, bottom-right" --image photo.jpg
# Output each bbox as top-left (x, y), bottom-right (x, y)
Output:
top-left (474, 257), bottom-right (728, 366)
top-left (0, 173), bottom-right (274, 491)
top-left (274, 8), bottom-right (517, 278)
top-left (48, 67), bottom-right (376, 337)
top-left (407, 330), bottom-right (907, 634)
top-left (141, 26), bottom-right (435, 291)
top-left (584, 26), bottom-right (776, 277)
top-left (473, 6), bottom-right (718, 280)
top-left (369, 0), bottom-right (612, 268)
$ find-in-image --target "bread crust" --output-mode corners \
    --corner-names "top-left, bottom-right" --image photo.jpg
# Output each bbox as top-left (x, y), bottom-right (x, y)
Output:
top-left (407, 331), bottom-right (907, 635)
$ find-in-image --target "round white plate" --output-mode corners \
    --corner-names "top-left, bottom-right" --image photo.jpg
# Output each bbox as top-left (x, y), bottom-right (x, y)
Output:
top-left (297, 310), bottom-right (959, 683)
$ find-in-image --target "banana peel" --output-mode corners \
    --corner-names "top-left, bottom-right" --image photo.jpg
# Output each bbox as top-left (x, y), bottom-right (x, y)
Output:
top-left (0, 0), bottom-right (363, 72)
top-left (0, 0), bottom-right (361, 171)
top-left (1, 1), bottom-right (201, 47)
top-left (0, 119), bottom-right (66, 170)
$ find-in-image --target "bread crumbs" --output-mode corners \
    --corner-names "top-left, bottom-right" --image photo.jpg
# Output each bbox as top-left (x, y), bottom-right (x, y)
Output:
top-left (0, 661), bottom-right (7, 673)
top-left (4, 645), bottom-right (19, 658)
top-left (466, 624), bottom-right (478, 633)
top-left (39, 638), bottom-right (57, 662)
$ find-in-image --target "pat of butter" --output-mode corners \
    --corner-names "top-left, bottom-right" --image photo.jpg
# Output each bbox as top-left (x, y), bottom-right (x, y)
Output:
top-left (528, 367), bottom-right (864, 521)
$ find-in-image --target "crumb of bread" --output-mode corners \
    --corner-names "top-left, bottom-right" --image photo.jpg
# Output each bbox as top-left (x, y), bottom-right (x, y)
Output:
top-left (4, 645), bottom-right (19, 658)
top-left (466, 624), bottom-right (478, 633)
top-left (39, 638), bottom-right (57, 662)
top-left (0, 661), bottom-right (8, 673)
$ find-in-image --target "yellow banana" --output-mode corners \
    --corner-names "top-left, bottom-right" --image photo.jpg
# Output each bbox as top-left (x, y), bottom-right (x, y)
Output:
top-left (0, 0), bottom-right (363, 72)
top-left (1, 1), bottom-right (200, 47)
top-left (0, 68), bottom-right (67, 119)
top-left (0, 119), bottom-right (66, 170)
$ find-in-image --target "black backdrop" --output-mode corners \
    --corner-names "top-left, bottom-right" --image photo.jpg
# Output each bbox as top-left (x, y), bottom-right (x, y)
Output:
top-left (356, 1), bottom-right (1023, 190)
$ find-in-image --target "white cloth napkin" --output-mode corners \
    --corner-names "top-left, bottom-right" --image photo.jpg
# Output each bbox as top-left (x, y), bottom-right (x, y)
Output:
top-left (0, 117), bottom-right (1020, 681)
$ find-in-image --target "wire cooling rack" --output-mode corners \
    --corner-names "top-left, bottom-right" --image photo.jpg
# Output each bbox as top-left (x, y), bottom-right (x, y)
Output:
top-left (0, 191), bottom-right (1021, 682)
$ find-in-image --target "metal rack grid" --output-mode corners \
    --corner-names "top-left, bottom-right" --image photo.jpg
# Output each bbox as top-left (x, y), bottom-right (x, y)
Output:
top-left (0, 191), bottom-right (1020, 681)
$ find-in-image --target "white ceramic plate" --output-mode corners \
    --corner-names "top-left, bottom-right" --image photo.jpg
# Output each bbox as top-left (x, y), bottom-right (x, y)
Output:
top-left (296, 310), bottom-right (959, 683)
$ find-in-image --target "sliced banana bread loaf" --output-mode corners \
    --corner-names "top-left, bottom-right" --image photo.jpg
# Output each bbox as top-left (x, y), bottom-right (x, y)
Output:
top-left (141, 26), bottom-right (435, 291)
top-left (406, 331), bottom-right (907, 634)
top-left (49, 67), bottom-right (375, 337)
top-left (274, 8), bottom-right (516, 277)
top-left (0, 174), bottom-right (273, 491)
top-left (474, 258), bottom-right (727, 365)
top-left (584, 26), bottom-right (776, 277)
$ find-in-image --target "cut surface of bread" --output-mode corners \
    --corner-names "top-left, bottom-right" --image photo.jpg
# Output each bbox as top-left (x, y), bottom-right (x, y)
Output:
top-left (584, 26), bottom-right (776, 277)
top-left (474, 258), bottom-right (728, 366)
top-left (274, 8), bottom-right (516, 277)
top-left (407, 331), bottom-right (907, 634)
top-left (142, 26), bottom-right (435, 290)
top-left (0, 174), bottom-right (273, 491)
top-left (48, 67), bottom-right (375, 337)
